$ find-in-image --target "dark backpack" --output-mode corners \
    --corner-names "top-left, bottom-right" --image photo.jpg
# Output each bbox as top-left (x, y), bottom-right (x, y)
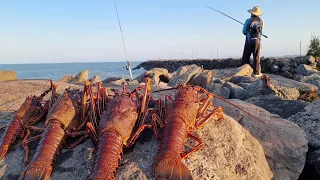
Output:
top-left (249, 17), bottom-right (263, 39)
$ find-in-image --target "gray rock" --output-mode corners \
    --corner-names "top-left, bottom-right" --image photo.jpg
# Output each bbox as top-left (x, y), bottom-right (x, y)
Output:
top-left (300, 74), bottom-right (320, 95)
top-left (189, 70), bottom-right (214, 88)
top-left (223, 82), bottom-right (249, 100)
top-left (281, 71), bottom-right (292, 78)
top-left (229, 76), bottom-right (255, 84)
top-left (68, 70), bottom-right (89, 83)
top-left (127, 80), bottom-right (140, 85)
top-left (267, 74), bottom-right (318, 101)
top-left (211, 64), bottom-right (253, 81)
top-left (295, 64), bottom-right (319, 76)
top-left (135, 68), bottom-right (168, 85)
top-left (59, 75), bottom-right (74, 83)
top-left (271, 64), bottom-right (280, 73)
top-left (290, 60), bottom-right (298, 68)
top-left (288, 100), bottom-right (320, 176)
top-left (214, 99), bottom-right (308, 180)
top-left (102, 77), bottom-right (127, 85)
top-left (237, 83), bottom-right (251, 89)
top-left (281, 65), bottom-right (291, 72)
top-left (0, 70), bottom-right (18, 81)
top-left (89, 76), bottom-right (101, 83)
top-left (246, 95), bottom-right (309, 118)
top-left (306, 55), bottom-right (316, 64)
top-left (207, 83), bottom-right (230, 99)
top-left (168, 64), bottom-right (202, 87)
top-left (213, 78), bottom-right (225, 84)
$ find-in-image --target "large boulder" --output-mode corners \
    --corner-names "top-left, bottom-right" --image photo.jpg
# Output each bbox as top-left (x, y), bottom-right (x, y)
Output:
top-left (59, 75), bottom-right (74, 83)
top-left (223, 82), bottom-right (250, 100)
top-left (247, 74), bottom-right (318, 101)
top-left (188, 70), bottom-right (214, 88)
top-left (68, 70), bottom-right (89, 83)
top-left (229, 76), bottom-right (255, 84)
top-left (102, 77), bottom-right (127, 85)
top-left (135, 68), bottom-right (169, 85)
top-left (0, 70), bottom-right (17, 81)
top-left (246, 95), bottom-right (309, 118)
top-left (214, 99), bottom-right (308, 180)
top-left (168, 64), bottom-right (202, 87)
top-left (89, 76), bottom-right (101, 83)
top-left (300, 74), bottom-right (320, 95)
top-left (295, 64), bottom-right (319, 76)
top-left (207, 83), bottom-right (230, 99)
top-left (211, 64), bottom-right (253, 81)
top-left (288, 100), bottom-right (320, 176)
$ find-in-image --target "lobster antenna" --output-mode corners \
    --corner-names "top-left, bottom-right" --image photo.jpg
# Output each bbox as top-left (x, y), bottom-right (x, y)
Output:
top-left (113, 0), bottom-right (134, 80)
top-left (153, 87), bottom-right (177, 93)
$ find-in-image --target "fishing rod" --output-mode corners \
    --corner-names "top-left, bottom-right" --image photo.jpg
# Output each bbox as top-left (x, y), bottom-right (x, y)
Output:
top-left (113, 0), bottom-right (134, 80)
top-left (205, 5), bottom-right (268, 39)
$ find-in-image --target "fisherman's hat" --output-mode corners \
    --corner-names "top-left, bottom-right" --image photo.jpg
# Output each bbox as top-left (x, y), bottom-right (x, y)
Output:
top-left (248, 6), bottom-right (263, 16)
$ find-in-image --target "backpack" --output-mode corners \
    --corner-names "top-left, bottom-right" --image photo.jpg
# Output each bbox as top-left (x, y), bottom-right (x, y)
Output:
top-left (249, 17), bottom-right (263, 39)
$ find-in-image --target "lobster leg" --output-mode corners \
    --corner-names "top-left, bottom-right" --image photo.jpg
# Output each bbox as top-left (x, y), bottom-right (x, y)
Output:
top-left (196, 106), bottom-right (224, 129)
top-left (181, 133), bottom-right (204, 159)
top-left (151, 112), bottom-right (164, 140)
top-left (127, 124), bottom-right (152, 146)
top-left (66, 131), bottom-right (90, 149)
top-left (22, 129), bottom-right (42, 165)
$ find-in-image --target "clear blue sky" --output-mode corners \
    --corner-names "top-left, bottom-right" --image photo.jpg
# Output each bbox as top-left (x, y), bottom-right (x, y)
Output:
top-left (1, 0), bottom-right (319, 64)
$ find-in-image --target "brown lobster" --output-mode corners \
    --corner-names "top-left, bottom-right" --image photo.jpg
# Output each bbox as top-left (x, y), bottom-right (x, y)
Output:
top-left (152, 85), bottom-right (225, 180)
top-left (19, 82), bottom-right (92, 180)
top-left (0, 81), bottom-right (55, 161)
top-left (87, 77), bottom-right (153, 180)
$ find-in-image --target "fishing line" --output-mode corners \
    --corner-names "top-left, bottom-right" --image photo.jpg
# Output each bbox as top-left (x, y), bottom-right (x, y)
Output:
top-left (113, 0), bottom-right (134, 80)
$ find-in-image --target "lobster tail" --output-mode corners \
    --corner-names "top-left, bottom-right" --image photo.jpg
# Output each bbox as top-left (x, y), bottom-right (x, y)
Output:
top-left (153, 159), bottom-right (193, 180)
top-left (153, 117), bottom-right (193, 180)
top-left (0, 116), bottom-right (23, 160)
top-left (19, 120), bottom-right (65, 180)
top-left (88, 130), bottom-right (123, 180)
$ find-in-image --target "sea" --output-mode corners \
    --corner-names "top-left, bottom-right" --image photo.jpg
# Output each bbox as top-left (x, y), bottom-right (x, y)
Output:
top-left (1, 62), bottom-right (146, 81)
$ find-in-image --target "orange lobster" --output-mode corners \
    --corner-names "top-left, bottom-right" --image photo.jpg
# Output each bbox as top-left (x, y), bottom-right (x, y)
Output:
top-left (0, 81), bottom-right (55, 162)
top-left (152, 85), bottom-right (224, 180)
top-left (87, 77), bottom-right (153, 180)
top-left (19, 82), bottom-right (93, 180)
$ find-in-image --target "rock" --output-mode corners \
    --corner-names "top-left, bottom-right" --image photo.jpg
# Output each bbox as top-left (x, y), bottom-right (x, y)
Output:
top-left (288, 100), bottom-right (320, 176)
top-left (300, 74), bottom-right (320, 95)
top-left (68, 70), bottom-right (89, 83)
top-left (211, 64), bottom-right (253, 81)
top-left (295, 64), bottom-right (319, 76)
top-left (281, 65), bottom-right (291, 72)
top-left (127, 80), bottom-right (140, 85)
top-left (207, 83), bottom-right (230, 99)
top-left (102, 77), bottom-right (127, 85)
top-left (246, 95), bottom-right (309, 118)
top-left (189, 70), bottom-right (214, 88)
top-left (281, 71), bottom-right (292, 78)
top-left (271, 64), bottom-right (280, 73)
top-left (306, 55), bottom-right (316, 64)
top-left (293, 74), bottom-right (303, 81)
top-left (229, 76), bottom-right (255, 84)
top-left (237, 83), bottom-right (251, 89)
top-left (290, 60), bottom-right (298, 68)
top-left (223, 82), bottom-right (249, 100)
top-left (135, 68), bottom-right (168, 85)
top-left (168, 64), bottom-right (202, 87)
top-left (214, 99), bottom-right (308, 180)
top-left (0, 70), bottom-right (18, 81)
top-left (247, 74), bottom-right (319, 101)
top-left (59, 75), bottom-right (74, 83)
top-left (213, 78), bottom-right (225, 84)
top-left (89, 76), bottom-right (101, 83)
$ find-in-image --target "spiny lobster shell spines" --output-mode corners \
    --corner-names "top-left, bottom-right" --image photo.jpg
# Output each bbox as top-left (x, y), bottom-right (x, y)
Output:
top-left (19, 85), bottom-right (89, 180)
top-left (88, 78), bottom-right (152, 180)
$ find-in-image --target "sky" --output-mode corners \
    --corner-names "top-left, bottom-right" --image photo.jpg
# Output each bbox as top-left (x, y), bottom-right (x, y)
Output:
top-left (0, 0), bottom-right (320, 64)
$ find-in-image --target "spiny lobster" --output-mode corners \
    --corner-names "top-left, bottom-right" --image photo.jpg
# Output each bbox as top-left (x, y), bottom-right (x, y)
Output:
top-left (19, 82), bottom-right (93, 180)
top-left (87, 77), bottom-right (153, 180)
top-left (151, 83), bottom-right (278, 180)
top-left (0, 80), bottom-right (55, 162)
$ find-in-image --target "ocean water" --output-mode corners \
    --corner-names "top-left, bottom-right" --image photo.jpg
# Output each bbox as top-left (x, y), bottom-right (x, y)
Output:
top-left (1, 62), bottom-right (146, 81)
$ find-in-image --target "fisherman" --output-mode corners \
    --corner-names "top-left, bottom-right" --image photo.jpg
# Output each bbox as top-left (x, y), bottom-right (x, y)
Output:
top-left (241, 6), bottom-right (264, 77)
